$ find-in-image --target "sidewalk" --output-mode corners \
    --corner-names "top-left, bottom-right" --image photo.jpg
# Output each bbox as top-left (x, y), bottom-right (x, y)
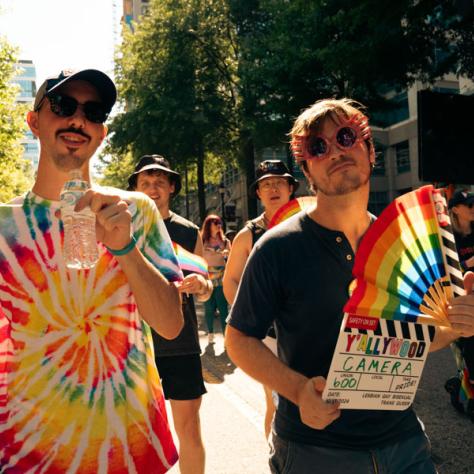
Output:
top-left (166, 302), bottom-right (270, 473)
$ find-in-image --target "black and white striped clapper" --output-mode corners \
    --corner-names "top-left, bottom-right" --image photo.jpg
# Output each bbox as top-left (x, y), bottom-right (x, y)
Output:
top-left (344, 318), bottom-right (435, 343)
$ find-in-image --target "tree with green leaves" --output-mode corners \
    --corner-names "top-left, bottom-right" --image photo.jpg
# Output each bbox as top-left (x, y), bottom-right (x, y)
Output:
top-left (107, 0), bottom-right (472, 218)
top-left (108, 0), bottom-right (239, 221)
top-left (0, 37), bottom-right (33, 203)
top-left (230, 0), bottom-right (473, 140)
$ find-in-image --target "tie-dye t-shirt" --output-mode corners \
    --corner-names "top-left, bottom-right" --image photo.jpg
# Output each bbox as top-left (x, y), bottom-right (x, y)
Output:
top-left (0, 190), bottom-right (183, 473)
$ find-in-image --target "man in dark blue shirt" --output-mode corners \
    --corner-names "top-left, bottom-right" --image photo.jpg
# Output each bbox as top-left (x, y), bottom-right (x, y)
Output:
top-left (226, 98), bottom-right (474, 473)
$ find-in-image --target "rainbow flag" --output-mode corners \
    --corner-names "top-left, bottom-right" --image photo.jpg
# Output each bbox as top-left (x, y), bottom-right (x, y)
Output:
top-left (459, 368), bottom-right (474, 403)
top-left (172, 242), bottom-right (208, 276)
top-left (268, 196), bottom-right (317, 229)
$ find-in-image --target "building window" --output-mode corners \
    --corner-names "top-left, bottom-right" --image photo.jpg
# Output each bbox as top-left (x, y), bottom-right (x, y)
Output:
top-left (369, 191), bottom-right (389, 216)
top-left (23, 142), bottom-right (39, 154)
top-left (20, 65), bottom-right (36, 78)
top-left (370, 91), bottom-right (409, 127)
top-left (372, 146), bottom-right (386, 177)
top-left (17, 79), bottom-right (36, 98)
top-left (395, 141), bottom-right (410, 174)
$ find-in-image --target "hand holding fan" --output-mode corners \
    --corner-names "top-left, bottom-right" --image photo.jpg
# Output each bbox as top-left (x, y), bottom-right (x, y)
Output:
top-left (345, 185), bottom-right (464, 327)
top-left (268, 196), bottom-right (317, 229)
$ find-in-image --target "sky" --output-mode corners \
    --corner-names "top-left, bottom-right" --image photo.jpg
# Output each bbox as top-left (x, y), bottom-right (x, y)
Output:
top-left (0, 0), bottom-right (122, 84)
top-left (0, 0), bottom-right (123, 173)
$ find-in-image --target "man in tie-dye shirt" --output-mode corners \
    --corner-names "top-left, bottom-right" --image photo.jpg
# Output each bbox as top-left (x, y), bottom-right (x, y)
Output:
top-left (0, 69), bottom-right (183, 473)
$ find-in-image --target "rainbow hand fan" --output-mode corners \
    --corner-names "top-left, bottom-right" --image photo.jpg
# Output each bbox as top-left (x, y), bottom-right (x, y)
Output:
top-left (268, 196), bottom-right (317, 229)
top-left (172, 241), bottom-right (208, 276)
top-left (345, 185), bottom-right (464, 327)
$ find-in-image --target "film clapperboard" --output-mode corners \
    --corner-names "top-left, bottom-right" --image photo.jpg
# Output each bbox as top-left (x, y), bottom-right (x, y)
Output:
top-left (323, 187), bottom-right (465, 410)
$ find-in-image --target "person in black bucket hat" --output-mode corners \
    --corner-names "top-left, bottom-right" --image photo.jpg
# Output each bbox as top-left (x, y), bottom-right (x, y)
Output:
top-left (223, 159), bottom-right (298, 439)
top-left (249, 159), bottom-right (299, 198)
top-left (128, 154), bottom-right (212, 474)
top-left (128, 154), bottom-right (182, 196)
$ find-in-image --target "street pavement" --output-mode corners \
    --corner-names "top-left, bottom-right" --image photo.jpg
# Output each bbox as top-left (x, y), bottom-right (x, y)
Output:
top-left (166, 304), bottom-right (473, 473)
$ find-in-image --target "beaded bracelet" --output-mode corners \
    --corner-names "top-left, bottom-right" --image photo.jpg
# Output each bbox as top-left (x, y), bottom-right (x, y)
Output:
top-left (106, 236), bottom-right (137, 256)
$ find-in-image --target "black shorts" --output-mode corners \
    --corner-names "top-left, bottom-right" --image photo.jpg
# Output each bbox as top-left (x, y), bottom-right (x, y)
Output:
top-left (155, 354), bottom-right (207, 400)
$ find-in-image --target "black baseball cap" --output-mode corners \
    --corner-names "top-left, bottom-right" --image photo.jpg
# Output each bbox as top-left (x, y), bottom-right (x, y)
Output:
top-left (448, 190), bottom-right (474, 209)
top-left (128, 155), bottom-right (182, 195)
top-left (34, 69), bottom-right (117, 114)
top-left (249, 160), bottom-right (299, 198)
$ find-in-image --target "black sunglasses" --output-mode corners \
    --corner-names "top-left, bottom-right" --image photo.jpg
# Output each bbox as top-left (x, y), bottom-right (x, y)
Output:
top-left (210, 219), bottom-right (222, 225)
top-left (37, 93), bottom-right (109, 124)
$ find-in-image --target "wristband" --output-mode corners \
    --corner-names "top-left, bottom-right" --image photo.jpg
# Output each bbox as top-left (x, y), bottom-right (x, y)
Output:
top-left (106, 236), bottom-right (137, 256)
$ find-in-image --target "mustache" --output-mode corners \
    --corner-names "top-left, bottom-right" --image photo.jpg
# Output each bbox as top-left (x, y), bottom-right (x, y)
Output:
top-left (56, 127), bottom-right (90, 140)
top-left (327, 156), bottom-right (355, 174)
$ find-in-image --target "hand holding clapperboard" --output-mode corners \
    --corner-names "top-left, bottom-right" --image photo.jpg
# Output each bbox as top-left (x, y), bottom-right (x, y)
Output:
top-left (322, 185), bottom-right (464, 409)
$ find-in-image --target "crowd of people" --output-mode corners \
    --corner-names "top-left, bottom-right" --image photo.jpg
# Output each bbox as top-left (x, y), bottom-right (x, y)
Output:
top-left (0, 67), bottom-right (473, 474)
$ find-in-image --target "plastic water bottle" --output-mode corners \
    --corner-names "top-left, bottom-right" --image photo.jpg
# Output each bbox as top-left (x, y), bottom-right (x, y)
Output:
top-left (60, 169), bottom-right (99, 269)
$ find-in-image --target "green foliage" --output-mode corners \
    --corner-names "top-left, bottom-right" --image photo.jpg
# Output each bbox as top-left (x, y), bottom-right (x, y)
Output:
top-left (111, 0), bottom-right (239, 165)
top-left (107, 0), bottom-right (472, 214)
top-left (96, 146), bottom-right (136, 189)
top-left (0, 37), bottom-right (33, 203)
top-left (230, 0), bottom-right (473, 146)
top-left (110, 0), bottom-right (242, 219)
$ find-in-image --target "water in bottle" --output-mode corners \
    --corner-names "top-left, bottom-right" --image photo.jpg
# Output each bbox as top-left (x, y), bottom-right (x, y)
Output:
top-left (60, 169), bottom-right (99, 269)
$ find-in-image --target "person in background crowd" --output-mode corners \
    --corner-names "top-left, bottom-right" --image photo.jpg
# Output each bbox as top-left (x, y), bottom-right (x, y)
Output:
top-left (0, 69), bottom-right (183, 473)
top-left (202, 214), bottom-right (231, 343)
top-left (129, 155), bottom-right (212, 474)
top-left (225, 98), bottom-right (474, 473)
top-left (445, 189), bottom-right (474, 419)
top-left (225, 228), bottom-right (237, 244)
top-left (223, 159), bottom-right (298, 439)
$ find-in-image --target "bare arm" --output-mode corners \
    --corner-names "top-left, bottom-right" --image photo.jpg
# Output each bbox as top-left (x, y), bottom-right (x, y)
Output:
top-left (223, 228), bottom-right (252, 304)
top-left (115, 247), bottom-right (183, 338)
top-left (177, 231), bottom-right (213, 302)
top-left (225, 326), bottom-right (340, 430)
top-left (77, 190), bottom-right (183, 339)
top-left (431, 272), bottom-right (474, 351)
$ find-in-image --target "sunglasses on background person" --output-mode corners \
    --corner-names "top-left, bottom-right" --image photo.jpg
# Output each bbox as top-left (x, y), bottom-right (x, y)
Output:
top-left (292, 115), bottom-right (371, 162)
top-left (259, 178), bottom-right (289, 191)
top-left (35, 93), bottom-right (109, 124)
top-left (210, 219), bottom-right (222, 226)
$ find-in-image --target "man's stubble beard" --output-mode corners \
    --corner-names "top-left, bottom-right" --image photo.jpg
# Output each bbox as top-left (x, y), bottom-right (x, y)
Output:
top-left (52, 150), bottom-right (89, 173)
top-left (311, 167), bottom-right (371, 197)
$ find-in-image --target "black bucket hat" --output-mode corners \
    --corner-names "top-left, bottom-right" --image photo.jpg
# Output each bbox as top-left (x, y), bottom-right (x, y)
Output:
top-left (128, 155), bottom-right (182, 195)
top-left (448, 190), bottom-right (474, 209)
top-left (249, 160), bottom-right (299, 198)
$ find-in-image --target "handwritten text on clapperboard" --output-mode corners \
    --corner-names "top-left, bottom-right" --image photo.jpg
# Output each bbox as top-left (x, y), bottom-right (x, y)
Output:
top-left (323, 315), bottom-right (435, 410)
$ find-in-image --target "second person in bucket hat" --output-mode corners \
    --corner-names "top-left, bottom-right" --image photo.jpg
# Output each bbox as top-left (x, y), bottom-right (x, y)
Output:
top-left (223, 159), bottom-right (298, 439)
top-left (128, 154), bottom-right (212, 474)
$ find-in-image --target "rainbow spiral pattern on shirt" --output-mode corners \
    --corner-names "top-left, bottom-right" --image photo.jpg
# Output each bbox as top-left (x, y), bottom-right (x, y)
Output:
top-left (0, 190), bottom-right (181, 473)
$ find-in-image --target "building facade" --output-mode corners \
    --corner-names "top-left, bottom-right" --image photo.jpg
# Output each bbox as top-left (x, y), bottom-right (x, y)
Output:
top-left (123, 0), bottom-right (149, 29)
top-left (13, 60), bottom-right (39, 170)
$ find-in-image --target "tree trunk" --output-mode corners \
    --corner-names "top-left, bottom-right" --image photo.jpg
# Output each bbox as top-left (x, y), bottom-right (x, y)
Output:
top-left (196, 138), bottom-right (206, 224)
top-left (241, 131), bottom-right (257, 219)
top-left (184, 159), bottom-right (190, 220)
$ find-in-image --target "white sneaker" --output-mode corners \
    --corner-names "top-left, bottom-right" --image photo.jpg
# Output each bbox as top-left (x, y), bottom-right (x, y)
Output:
top-left (208, 333), bottom-right (215, 344)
